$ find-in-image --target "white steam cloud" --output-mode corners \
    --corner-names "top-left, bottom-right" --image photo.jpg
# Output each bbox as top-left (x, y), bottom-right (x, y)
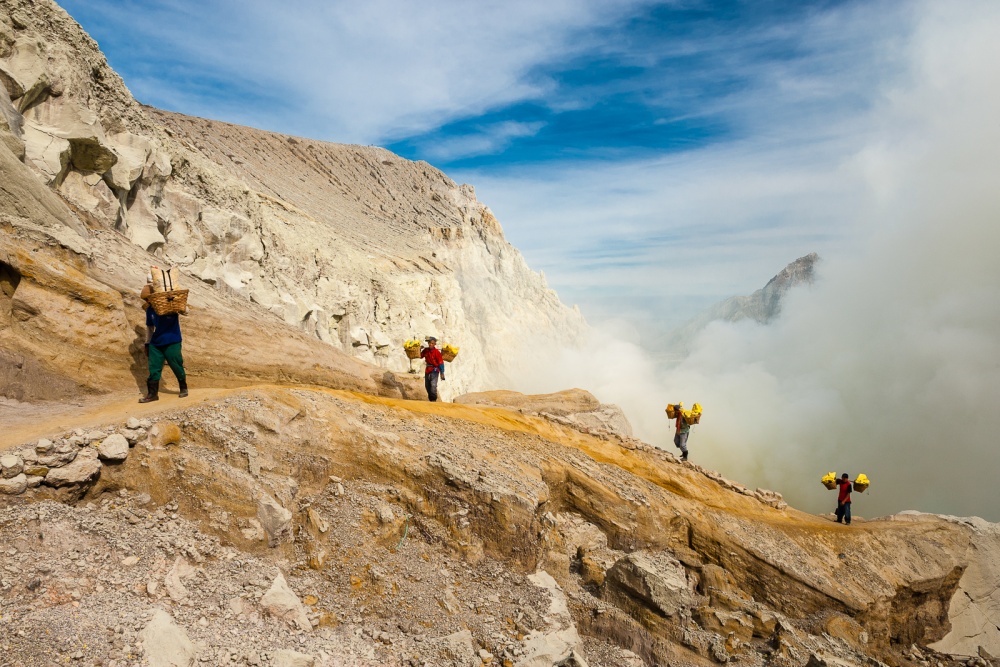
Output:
top-left (514, 1), bottom-right (1000, 521)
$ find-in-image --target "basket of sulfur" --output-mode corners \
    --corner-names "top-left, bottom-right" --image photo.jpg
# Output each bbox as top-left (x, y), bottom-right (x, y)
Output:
top-left (404, 339), bottom-right (422, 360)
top-left (441, 344), bottom-right (459, 362)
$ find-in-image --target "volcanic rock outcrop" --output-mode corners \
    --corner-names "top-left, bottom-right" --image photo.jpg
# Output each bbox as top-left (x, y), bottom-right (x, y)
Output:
top-left (1, 387), bottom-right (999, 666)
top-left (0, 0), bottom-right (585, 401)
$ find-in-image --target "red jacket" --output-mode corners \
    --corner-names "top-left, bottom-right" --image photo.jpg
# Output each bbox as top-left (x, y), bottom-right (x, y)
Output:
top-left (837, 479), bottom-right (852, 504)
top-left (420, 346), bottom-right (443, 373)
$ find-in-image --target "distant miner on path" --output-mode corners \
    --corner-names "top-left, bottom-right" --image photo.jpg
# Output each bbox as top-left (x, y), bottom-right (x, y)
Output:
top-left (139, 272), bottom-right (189, 403)
top-left (835, 473), bottom-right (854, 525)
top-left (666, 402), bottom-right (702, 461)
top-left (420, 336), bottom-right (445, 402)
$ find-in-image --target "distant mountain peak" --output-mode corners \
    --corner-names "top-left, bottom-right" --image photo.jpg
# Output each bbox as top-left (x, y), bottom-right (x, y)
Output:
top-left (665, 253), bottom-right (819, 355)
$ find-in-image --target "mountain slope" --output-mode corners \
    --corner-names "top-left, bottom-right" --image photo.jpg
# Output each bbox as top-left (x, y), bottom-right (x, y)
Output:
top-left (0, 0), bottom-right (585, 401)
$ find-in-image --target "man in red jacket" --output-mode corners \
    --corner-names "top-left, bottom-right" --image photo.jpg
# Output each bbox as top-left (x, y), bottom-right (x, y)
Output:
top-left (419, 336), bottom-right (445, 402)
top-left (835, 473), bottom-right (853, 525)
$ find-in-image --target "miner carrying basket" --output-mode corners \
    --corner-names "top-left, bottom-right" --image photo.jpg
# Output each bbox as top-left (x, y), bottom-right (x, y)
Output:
top-left (139, 267), bottom-right (189, 403)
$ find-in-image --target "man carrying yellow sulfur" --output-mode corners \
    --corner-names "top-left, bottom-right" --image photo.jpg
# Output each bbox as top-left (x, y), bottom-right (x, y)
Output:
top-left (665, 402), bottom-right (702, 462)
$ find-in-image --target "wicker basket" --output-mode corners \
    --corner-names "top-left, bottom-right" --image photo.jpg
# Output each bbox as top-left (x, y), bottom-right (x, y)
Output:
top-left (147, 288), bottom-right (189, 316)
top-left (405, 347), bottom-right (421, 360)
top-left (441, 346), bottom-right (458, 362)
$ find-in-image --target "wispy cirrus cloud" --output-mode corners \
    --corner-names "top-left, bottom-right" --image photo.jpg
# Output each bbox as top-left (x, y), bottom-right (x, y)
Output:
top-left (59, 0), bottom-right (655, 144)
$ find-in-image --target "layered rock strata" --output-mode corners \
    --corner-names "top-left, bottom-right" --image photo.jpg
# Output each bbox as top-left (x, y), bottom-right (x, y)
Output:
top-left (2, 386), bottom-right (998, 666)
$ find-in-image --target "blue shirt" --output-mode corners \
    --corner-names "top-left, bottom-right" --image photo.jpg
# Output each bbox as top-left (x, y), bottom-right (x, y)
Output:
top-left (146, 308), bottom-right (182, 347)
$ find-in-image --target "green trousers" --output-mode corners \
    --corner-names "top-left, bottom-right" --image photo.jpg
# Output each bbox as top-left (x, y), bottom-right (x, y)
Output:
top-left (148, 342), bottom-right (185, 382)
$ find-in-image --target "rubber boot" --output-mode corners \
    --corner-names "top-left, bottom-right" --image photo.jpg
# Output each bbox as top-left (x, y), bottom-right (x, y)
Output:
top-left (178, 377), bottom-right (188, 398)
top-left (681, 451), bottom-right (688, 461)
top-left (139, 379), bottom-right (159, 403)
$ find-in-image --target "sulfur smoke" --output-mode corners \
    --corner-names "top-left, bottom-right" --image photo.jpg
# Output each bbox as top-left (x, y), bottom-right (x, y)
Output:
top-left (515, 2), bottom-right (1000, 521)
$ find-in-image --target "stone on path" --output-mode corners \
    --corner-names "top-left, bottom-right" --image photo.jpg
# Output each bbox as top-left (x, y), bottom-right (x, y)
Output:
top-left (97, 433), bottom-right (129, 462)
top-left (42, 448), bottom-right (100, 487)
top-left (0, 473), bottom-right (28, 495)
top-left (0, 454), bottom-right (24, 478)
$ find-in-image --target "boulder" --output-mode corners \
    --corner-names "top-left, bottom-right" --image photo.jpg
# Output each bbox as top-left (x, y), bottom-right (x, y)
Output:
top-left (36, 439), bottom-right (77, 467)
top-left (438, 629), bottom-right (477, 665)
top-left (0, 473), bottom-right (27, 495)
top-left (97, 433), bottom-right (129, 462)
top-left (138, 609), bottom-right (197, 667)
top-left (42, 447), bottom-right (100, 488)
top-left (260, 571), bottom-right (312, 632)
top-left (605, 550), bottom-right (699, 618)
top-left (0, 453), bottom-right (24, 478)
top-left (257, 494), bottom-right (294, 547)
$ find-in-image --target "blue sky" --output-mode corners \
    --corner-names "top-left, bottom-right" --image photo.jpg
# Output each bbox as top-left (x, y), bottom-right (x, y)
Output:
top-left (59, 0), bottom-right (912, 336)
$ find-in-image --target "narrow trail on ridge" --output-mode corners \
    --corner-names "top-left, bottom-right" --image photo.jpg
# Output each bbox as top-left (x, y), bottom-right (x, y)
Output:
top-left (0, 380), bottom-right (281, 450)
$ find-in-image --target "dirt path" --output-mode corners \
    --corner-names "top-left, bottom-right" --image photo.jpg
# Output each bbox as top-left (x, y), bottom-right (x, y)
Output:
top-left (0, 387), bottom-right (236, 450)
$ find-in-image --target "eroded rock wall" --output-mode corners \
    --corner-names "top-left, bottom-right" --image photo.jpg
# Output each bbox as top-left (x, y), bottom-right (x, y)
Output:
top-left (0, 0), bottom-right (586, 400)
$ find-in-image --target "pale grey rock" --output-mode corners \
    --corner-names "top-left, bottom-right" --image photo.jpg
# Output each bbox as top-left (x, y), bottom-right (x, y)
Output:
top-left (0, 473), bottom-right (27, 495)
top-left (138, 609), bottom-right (197, 667)
top-left (438, 629), bottom-right (477, 666)
top-left (164, 556), bottom-right (191, 601)
top-left (36, 440), bottom-right (77, 467)
top-left (376, 505), bottom-right (394, 524)
top-left (35, 438), bottom-right (53, 455)
top-left (97, 433), bottom-right (129, 462)
top-left (606, 550), bottom-right (698, 618)
top-left (24, 475), bottom-right (43, 488)
top-left (349, 326), bottom-right (369, 348)
top-left (106, 131), bottom-right (151, 190)
top-left (0, 453), bottom-right (24, 478)
top-left (272, 649), bottom-right (315, 667)
top-left (42, 447), bottom-right (100, 487)
top-left (126, 417), bottom-right (142, 429)
top-left (260, 571), bottom-right (312, 632)
top-left (930, 519), bottom-right (1000, 657)
top-left (518, 571), bottom-right (587, 667)
top-left (256, 494), bottom-right (293, 547)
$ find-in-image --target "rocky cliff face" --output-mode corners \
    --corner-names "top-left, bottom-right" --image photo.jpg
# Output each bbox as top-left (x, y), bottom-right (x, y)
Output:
top-left (0, 0), bottom-right (585, 400)
top-left (1, 387), bottom-right (999, 666)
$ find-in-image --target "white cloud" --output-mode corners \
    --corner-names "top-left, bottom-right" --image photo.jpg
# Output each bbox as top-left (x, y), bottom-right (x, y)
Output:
top-left (417, 121), bottom-right (546, 162)
top-left (77, 0), bottom-right (652, 143)
top-left (509, 0), bottom-right (1000, 521)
